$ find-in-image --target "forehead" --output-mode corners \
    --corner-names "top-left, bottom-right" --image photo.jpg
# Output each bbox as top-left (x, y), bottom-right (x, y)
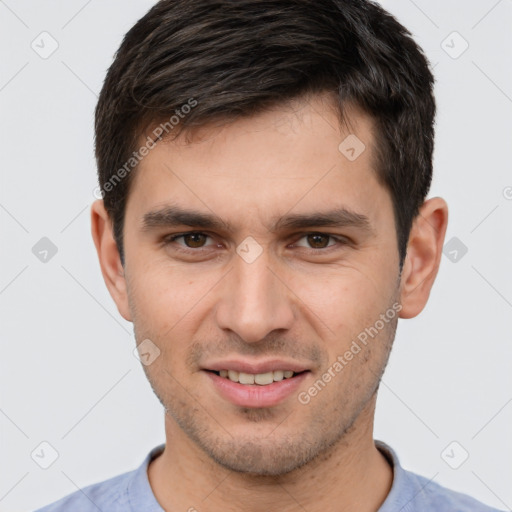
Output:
top-left (125, 94), bottom-right (390, 230)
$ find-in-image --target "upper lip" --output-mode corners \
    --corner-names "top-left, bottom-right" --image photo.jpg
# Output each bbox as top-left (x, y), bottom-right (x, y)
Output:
top-left (203, 359), bottom-right (311, 374)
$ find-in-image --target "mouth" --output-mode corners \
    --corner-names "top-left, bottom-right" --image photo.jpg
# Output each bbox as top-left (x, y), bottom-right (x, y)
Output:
top-left (206, 369), bottom-right (308, 386)
top-left (202, 367), bottom-right (311, 408)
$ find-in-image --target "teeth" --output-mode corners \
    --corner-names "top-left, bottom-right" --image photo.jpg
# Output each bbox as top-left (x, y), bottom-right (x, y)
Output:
top-left (273, 370), bottom-right (284, 381)
top-left (219, 370), bottom-right (297, 385)
top-left (238, 372), bottom-right (255, 384)
top-left (254, 372), bottom-right (273, 385)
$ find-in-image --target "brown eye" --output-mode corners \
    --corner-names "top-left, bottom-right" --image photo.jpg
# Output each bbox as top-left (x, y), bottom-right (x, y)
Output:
top-left (182, 233), bottom-right (208, 248)
top-left (291, 233), bottom-right (349, 253)
top-left (164, 232), bottom-right (215, 250)
top-left (306, 234), bottom-right (331, 249)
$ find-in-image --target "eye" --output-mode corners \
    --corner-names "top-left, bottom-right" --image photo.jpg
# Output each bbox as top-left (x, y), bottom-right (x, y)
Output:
top-left (291, 233), bottom-right (346, 250)
top-left (164, 232), bottom-right (216, 249)
top-left (162, 231), bottom-right (348, 255)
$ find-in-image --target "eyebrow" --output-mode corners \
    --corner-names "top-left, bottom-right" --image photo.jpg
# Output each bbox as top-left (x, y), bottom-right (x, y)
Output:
top-left (142, 206), bottom-right (230, 232)
top-left (141, 205), bottom-right (374, 235)
top-left (270, 208), bottom-right (374, 234)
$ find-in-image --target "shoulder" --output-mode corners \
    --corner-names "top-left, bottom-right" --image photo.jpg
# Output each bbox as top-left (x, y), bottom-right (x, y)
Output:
top-left (376, 441), bottom-right (504, 512)
top-left (33, 444), bottom-right (165, 512)
top-left (33, 470), bottom-right (133, 512)
top-left (403, 470), bottom-right (504, 511)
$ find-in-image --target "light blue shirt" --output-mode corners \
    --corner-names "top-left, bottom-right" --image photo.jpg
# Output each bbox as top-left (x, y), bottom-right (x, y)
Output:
top-left (34, 441), bottom-right (503, 511)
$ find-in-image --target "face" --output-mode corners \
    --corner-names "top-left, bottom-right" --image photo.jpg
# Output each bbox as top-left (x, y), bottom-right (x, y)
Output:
top-left (120, 94), bottom-right (402, 475)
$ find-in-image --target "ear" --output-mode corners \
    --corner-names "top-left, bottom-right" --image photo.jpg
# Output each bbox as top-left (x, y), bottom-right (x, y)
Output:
top-left (90, 199), bottom-right (132, 322)
top-left (399, 197), bottom-right (448, 319)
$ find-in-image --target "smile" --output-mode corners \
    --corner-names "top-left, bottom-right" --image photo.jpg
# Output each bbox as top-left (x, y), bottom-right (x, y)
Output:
top-left (212, 369), bottom-right (301, 386)
top-left (203, 369), bottom-right (310, 408)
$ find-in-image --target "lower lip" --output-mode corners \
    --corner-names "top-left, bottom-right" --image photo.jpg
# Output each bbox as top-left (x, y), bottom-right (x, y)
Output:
top-left (204, 371), bottom-right (310, 408)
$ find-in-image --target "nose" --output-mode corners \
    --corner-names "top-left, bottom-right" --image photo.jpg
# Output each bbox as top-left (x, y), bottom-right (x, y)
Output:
top-left (215, 249), bottom-right (295, 344)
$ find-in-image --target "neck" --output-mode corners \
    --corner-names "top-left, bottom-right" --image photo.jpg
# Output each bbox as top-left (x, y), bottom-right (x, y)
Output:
top-left (148, 396), bottom-right (392, 512)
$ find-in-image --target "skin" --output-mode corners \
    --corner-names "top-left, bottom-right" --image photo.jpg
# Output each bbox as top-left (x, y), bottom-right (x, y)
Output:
top-left (91, 93), bottom-right (448, 512)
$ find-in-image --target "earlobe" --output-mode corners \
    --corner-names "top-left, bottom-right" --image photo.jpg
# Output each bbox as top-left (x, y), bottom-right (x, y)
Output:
top-left (90, 200), bottom-right (132, 322)
top-left (399, 197), bottom-right (449, 319)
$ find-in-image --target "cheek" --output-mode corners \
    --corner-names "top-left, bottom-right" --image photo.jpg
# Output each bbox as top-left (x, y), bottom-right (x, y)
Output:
top-left (127, 264), bottom-right (228, 373)
top-left (130, 262), bottom-right (209, 319)
top-left (294, 269), bottom-right (383, 329)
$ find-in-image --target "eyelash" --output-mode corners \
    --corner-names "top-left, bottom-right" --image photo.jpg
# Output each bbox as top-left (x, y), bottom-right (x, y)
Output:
top-left (162, 231), bottom-right (349, 254)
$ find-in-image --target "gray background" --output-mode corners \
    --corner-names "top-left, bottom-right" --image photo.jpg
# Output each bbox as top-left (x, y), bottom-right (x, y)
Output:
top-left (0, 1), bottom-right (511, 511)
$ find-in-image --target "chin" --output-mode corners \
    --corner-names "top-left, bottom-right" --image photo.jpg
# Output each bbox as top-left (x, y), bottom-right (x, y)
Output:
top-left (206, 440), bottom-right (315, 476)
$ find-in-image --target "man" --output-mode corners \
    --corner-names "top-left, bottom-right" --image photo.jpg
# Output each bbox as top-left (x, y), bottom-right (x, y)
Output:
top-left (35, 0), bottom-right (502, 510)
